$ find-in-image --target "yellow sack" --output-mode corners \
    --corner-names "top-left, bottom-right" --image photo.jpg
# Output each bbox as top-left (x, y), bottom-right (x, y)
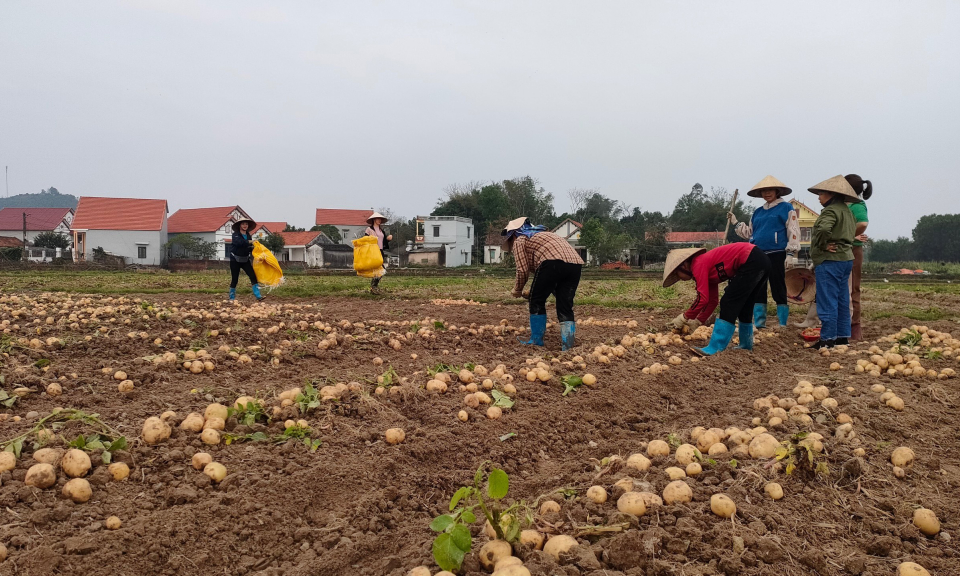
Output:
top-left (353, 236), bottom-right (385, 278)
top-left (251, 241), bottom-right (285, 290)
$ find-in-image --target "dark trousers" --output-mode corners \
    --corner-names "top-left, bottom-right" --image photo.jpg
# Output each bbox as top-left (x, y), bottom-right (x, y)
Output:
top-left (756, 250), bottom-right (787, 306)
top-left (230, 259), bottom-right (258, 288)
top-left (720, 247), bottom-right (770, 324)
top-left (529, 260), bottom-right (582, 322)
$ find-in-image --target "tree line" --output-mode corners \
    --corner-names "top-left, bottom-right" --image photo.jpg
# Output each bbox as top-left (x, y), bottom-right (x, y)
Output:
top-left (869, 214), bottom-right (960, 263)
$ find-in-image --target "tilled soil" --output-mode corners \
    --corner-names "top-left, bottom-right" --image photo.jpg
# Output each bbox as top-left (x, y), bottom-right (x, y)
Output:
top-left (0, 293), bottom-right (958, 576)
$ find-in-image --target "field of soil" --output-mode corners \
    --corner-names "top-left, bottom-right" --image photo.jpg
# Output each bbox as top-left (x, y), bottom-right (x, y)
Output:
top-left (1, 280), bottom-right (958, 576)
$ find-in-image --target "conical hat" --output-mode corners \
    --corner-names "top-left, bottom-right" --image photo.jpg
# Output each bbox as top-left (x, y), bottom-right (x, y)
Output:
top-left (808, 175), bottom-right (859, 202)
top-left (500, 216), bottom-right (529, 250)
top-left (232, 218), bottom-right (257, 233)
top-left (748, 175), bottom-right (792, 198)
top-left (366, 212), bottom-right (388, 225)
top-left (662, 247), bottom-right (706, 287)
top-left (785, 267), bottom-right (816, 304)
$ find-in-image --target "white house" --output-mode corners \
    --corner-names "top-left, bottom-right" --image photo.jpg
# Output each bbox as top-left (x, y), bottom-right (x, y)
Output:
top-left (416, 216), bottom-right (473, 267)
top-left (0, 207), bottom-right (74, 245)
top-left (71, 196), bottom-right (169, 265)
top-left (315, 209), bottom-right (375, 244)
top-left (483, 244), bottom-right (504, 264)
top-left (167, 206), bottom-right (259, 260)
top-left (552, 218), bottom-right (589, 262)
top-left (278, 231), bottom-right (330, 267)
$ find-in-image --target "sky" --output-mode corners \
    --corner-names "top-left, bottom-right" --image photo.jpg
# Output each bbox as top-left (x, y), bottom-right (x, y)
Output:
top-left (1, 1), bottom-right (958, 239)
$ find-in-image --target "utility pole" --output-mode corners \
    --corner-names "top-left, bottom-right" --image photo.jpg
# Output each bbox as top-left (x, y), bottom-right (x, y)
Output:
top-left (4, 166), bottom-right (7, 197)
top-left (23, 211), bottom-right (28, 261)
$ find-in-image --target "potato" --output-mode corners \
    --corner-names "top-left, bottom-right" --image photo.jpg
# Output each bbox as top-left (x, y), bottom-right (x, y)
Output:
top-left (160, 411), bottom-right (177, 422)
top-left (234, 396), bottom-right (257, 408)
top-left (0, 451), bottom-right (16, 472)
top-left (586, 485), bottom-right (607, 504)
top-left (25, 463), bottom-right (56, 488)
top-left (662, 480), bottom-right (692, 505)
top-left (539, 500), bottom-right (561, 515)
top-left (613, 477), bottom-right (634, 492)
top-left (708, 443), bottom-right (728, 456)
top-left (886, 396), bottom-right (905, 411)
top-left (192, 452), bottom-right (213, 470)
top-left (520, 529), bottom-right (544, 550)
top-left (696, 430), bottom-right (720, 452)
top-left (487, 406), bottom-right (503, 419)
top-left (142, 416), bottom-right (171, 445)
top-left (474, 391), bottom-right (492, 404)
top-left (113, 370), bottom-right (127, 381)
top-left (710, 494), bottom-right (736, 518)
top-left (675, 444), bottom-right (700, 466)
top-left (582, 373), bottom-right (597, 386)
top-left (32, 447), bottom-right (61, 464)
top-left (764, 482), bottom-right (784, 500)
top-left (407, 567), bottom-right (431, 576)
top-left (108, 462), bottom-right (130, 481)
top-left (203, 462), bottom-right (227, 482)
top-left (542, 535), bottom-right (578, 560)
top-left (897, 562), bottom-right (931, 576)
top-left (626, 453), bottom-right (651, 471)
top-left (61, 449), bottom-right (91, 478)
top-left (616, 492), bottom-right (647, 516)
top-left (494, 556), bottom-right (523, 570)
top-left (200, 428), bottom-right (221, 445)
top-left (478, 540), bottom-right (512, 571)
top-left (891, 447), bottom-right (915, 467)
top-left (0, 542), bottom-right (6, 562)
top-left (837, 413), bottom-right (852, 424)
top-left (685, 462), bottom-right (702, 476)
top-left (664, 466), bottom-right (686, 480)
top-left (821, 398), bottom-right (838, 410)
top-left (690, 426), bottom-right (705, 441)
top-left (493, 565), bottom-right (530, 576)
top-left (913, 508), bottom-right (940, 536)
top-left (748, 433), bottom-right (779, 459)
top-left (203, 417), bottom-right (226, 431)
top-left (457, 410), bottom-right (469, 422)
top-left (179, 413), bottom-right (205, 432)
top-left (105, 516), bottom-right (122, 530)
top-left (62, 478), bottom-right (93, 503)
top-left (385, 428), bottom-right (406, 445)
top-left (646, 440), bottom-right (670, 457)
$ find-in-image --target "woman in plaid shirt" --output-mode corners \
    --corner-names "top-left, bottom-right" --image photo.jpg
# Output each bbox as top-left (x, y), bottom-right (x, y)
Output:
top-left (501, 217), bottom-right (584, 351)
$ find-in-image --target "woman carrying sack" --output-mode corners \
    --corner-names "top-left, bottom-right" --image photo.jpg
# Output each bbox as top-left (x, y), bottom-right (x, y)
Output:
top-left (229, 218), bottom-right (264, 302)
top-left (664, 242), bottom-right (771, 356)
top-left (727, 175), bottom-right (800, 329)
top-left (364, 212), bottom-right (392, 294)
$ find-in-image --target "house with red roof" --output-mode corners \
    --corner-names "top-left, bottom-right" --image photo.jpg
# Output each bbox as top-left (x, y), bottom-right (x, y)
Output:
top-left (71, 197), bottom-right (169, 264)
top-left (315, 208), bottom-right (376, 244)
top-left (252, 221), bottom-right (287, 237)
top-left (277, 230), bottom-right (333, 267)
top-left (0, 207), bottom-right (74, 245)
top-left (661, 231), bottom-right (727, 247)
top-left (166, 205), bottom-right (261, 260)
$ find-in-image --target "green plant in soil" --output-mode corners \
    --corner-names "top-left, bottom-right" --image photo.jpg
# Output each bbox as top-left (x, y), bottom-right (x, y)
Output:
top-left (897, 329), bottom-right (922, 347)
top-left (429, 463), bottom-right (529, 572)
top-left (561, 374), bottom-right (583, 396)
top-left (490, 390), bottom-right (514, 409)
top-left (68, 434), bottom-right (128, 464)
top-left (775, 432), bottom-right (829, 477)
top-left (1, 409), bottom-right (126, 459)
top-left (223, 425), bottom-right (321, 451)
top-left (295, 382), bottom-right (321, 413)
top-left (229, 399), bottom-right (269, 426)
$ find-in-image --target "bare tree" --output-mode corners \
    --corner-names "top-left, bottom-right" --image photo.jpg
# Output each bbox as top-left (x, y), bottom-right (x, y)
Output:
top-left (441, 180), bottom-right (486, 199)
top-left (568, 188), bottom-right (595, 216)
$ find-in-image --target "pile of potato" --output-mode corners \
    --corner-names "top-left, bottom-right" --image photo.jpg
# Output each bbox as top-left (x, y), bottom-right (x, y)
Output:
top-left (3, 446), bottom-right (130, 505)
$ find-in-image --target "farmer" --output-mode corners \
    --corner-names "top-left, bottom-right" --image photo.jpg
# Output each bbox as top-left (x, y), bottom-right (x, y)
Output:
top-left (845, 174), bottom-right (872, 341)
top-left (229, 218), bottom-right (264, 302)
top-left (364, 212), bottom-right (392, 294)
top-left (808, 175), bottom-right (858, 349)
top-left (502, 217), bottom-right (584, 351)
top-left (726, 175), bottom-right (800, 329)
top-left (663, 243), bottom-right (771, 356)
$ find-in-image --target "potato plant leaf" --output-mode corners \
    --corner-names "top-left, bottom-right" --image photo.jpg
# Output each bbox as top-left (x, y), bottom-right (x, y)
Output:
top-left (488, 468), bottom-right (509, 500)
top-left (461, 510), bottom-right (476, 524)
top-left (450, 524), bottom-right (471, 551)
top-left (101, 451), bottom-right (112, 464)
top-left (561, 375), bottom-right (583, 396)
top-left (491, 390), bottom-right (515, 409)
top-left (430, 514), bottom-right (455, 532)
top-left (449, 486), bottom-right (469, 511)
top-left (432, 533), bottom-right (467, 572)
top-left (109, 437), bottom-right (128, 451)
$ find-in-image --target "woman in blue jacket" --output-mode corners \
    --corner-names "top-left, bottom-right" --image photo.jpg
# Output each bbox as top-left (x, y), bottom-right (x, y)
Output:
top-left (229, 218), bottom-right (264, 302)
top-left (727, 175), bottom-right (800, 328)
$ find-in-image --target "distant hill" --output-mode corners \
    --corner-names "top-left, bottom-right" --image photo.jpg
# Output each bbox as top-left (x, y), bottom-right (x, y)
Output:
top-left (0, 188), bottom-right (78, 210)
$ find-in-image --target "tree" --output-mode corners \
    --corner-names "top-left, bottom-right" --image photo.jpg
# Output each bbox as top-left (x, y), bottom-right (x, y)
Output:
top-left (869, 237), bottom-right (914, 262)
top-left (668, 184), bottom-right (751, 236)
top-left (261, 233), bottom-right (285, 254)
top-left (912, 214), bottom-right (960, 261)
top-left (0, 187), bottom-right (78, 210)
top-left (164, 234), bottom-right (218, 260)
top-left (284, 224), bottom-right (305, 232)
top-left (33, 231), bottom-right (70, 249)
top-left (310, 224), bottom-right (342, 243)
top-left (579, 217), bottom-right (632, 264)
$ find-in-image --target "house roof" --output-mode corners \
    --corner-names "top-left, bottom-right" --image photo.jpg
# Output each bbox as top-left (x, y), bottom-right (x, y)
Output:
top-left (0, 207), bottom-right (73, 232)
top-left (279, 231), bottom-right (325, 247)
top-left (253, 221), bottom-right (287, 235)
top-left (0, 236), bottom-right (24, 247)
top-left (168, 206), bottom-right (248, 234)
top-left (552, 218), bottom-right (584, 240)
top-left (663, 231), bottom-right (726, 243)
top-left (72, 197), bottom-right (168, 231)
top-left (790, 199), bottom-right (820, 218)
top-left (315, 209), bottom-right (374, 227)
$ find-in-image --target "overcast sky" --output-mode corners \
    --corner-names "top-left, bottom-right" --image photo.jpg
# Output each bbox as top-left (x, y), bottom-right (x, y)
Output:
top-left (2, 1), bottom-right (957, 239)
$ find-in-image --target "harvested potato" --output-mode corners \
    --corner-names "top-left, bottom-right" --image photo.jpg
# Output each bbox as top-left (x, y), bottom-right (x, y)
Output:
top-left (696, 430), bottom-right (720, 452)
top-left (203, 417), bottom-right (226, 431)
top-left (113, 370), bottom-right (127, 381)
top-left (407, 567), bottom-right (431, 576)
top-left (487, 406), bottom-right (503, 419)
top-left (637, 492), bottom-right (663, 507)
top-left (710, 494), bottom-right (736, 518)
top-left (913, 508), bottom-right (940, 536)
top-left (520, 529), bottom-right (544, 550)
top-left (539, 500), bottom-right (561, 515)
top-left (708, 443), bottom-right (728, 456)
top-left (582, 373), bottom-right (597, 386)
top-left (203, 462), bottom-right (227, 482)
top-left (543, 535), bottom-right (578, 560)
top-left (234, 395), bottom-right (257, 408)
top-left (896, 562), bottom-right (931, 576)
top-left (675, 444), bottom-right (700, 466)
top-left (891, 447), bottom-right (915, 467)
top-left (0, 451), bottom-right (16, 472)
top-left (886, 396), bottom-right (905, 411)
top-left (32, 448), bottom-right (61, 464)
top-left (117, 380), bottom-right (134, 393)
top-left (748, 433), bottom-right (779, 459)
top-left (647, 439), bottom-right (670, 457)
top-left (62, 478), bottom-right (93, 503)
top-left (478, 540), bottom-right (512, 571)
top-left (626, 453), bottom-right (652, 471)
top-left (662, 480), bottom-right (692, 504)
top-left (664, 467), bottom-right (686, 480)
top-left (204, 403), bottom-right (229, 421)
top-left (105, 516), bottom-right (122, 530)
top-left (142, 416), bottom-right (171, 445)
top-left (25, 463), bottom-right (56, 488)
top-left (585, 485), bottom-right (607, 504)
top-left (494, 556), bottom-right (523, 570)
top-left (192, 452), bottom-right (213, 470)
top-left (179, 413), bottom-right (205, 432)
top-left (200, 428), bottom-right (221, 445)
top-left (613, 477), bottom-right (634, 492)
top-left (685, 462), bottom-right (702, 476)
top-left (385, 428), bottom-right (406, 445)
top-left (837, 413), bottom-right (852, 424)
top-left (108, 462), bottom-right (130, 481)
top-left (616, 492), bottom-right (647, 516)
top-left (457, 410), bottom-right (469, 422)
top-left (61, 449), bottom-right (91, 478)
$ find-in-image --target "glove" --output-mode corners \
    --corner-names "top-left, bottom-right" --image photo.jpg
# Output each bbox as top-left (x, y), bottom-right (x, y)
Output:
top-left (511, 290), bottom-right (522, 298)
top-left (687, 319), bottom-right (702, 330)
top-left (726, 211), bottom-right (738, 225)
top-left (785, 254), bottom-right (798, 269)
top-left (669, 314), bottom-right (688, 330)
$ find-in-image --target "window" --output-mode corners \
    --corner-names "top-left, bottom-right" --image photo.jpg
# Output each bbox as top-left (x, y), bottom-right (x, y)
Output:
top-left (800, 227), bottom-right (812, 242)
top-left (467, 227), bottom-right (471, 239)
top-left (489, 249), bottom-right (496, 262)
top-left (433, 226), bottom-right (440, 237)
top-left (342, 229), bottom-right (349, 239)
top-left (138, 246), bottom-right (147, 259)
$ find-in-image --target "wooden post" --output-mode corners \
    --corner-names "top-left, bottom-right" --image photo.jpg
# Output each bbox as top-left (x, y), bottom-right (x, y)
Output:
top-left (722, 189), bottom-right (739, 245)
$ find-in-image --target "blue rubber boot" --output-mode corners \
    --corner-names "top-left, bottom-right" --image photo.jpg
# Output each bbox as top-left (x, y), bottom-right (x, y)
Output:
top-left (518, 314), bottom-right (546, 346)
top-left (777, 304), bottom-right (790, 327)
top-left (753, 303), bottom-right (767, 329)
top-left (229, 288), bottom-right (236, 301)
top-left (560, 321), bottom-right (576, 351)
top-left (737, 322), bottom-right (755, 350)
top-left (252, 284), bottom-right (264, 301)
top-left (696, 319), bottom-right (736, 356)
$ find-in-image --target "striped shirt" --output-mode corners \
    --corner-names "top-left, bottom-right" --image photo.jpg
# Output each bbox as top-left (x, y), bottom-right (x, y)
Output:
top-left (512, 232), bottom-right (584, 293)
